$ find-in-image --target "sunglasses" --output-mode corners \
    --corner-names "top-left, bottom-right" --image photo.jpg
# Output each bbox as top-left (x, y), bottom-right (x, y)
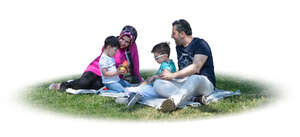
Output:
top-left (154, 54), bottom-right (167, 60)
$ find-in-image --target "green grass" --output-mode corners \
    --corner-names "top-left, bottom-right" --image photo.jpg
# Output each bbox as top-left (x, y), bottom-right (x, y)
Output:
top-left (22, 71), bottom-right (276, 121)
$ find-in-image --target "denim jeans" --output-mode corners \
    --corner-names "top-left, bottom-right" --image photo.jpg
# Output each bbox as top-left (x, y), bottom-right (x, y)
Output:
top-left (104, 79), bottom-right (132, 93)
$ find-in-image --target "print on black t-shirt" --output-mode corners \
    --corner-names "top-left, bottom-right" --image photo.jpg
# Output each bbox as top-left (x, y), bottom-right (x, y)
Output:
top-left (178, 52), bottom-right (194, 70)
top-left (176, 37), bottom-right (216, 87)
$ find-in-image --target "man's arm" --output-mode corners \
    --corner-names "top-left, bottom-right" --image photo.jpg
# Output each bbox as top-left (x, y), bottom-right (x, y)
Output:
top-left (160, 54), bottom-right (208, 80)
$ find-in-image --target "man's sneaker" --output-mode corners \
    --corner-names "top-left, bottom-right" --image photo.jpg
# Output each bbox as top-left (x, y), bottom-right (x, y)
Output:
top-left (48, 83), bottom-right (61, 90)
top-left (127, 93), bottom-right (142, 106)
top-left (160, 98), bottom-right (176, 113)
top-left (201, 95), bottom-right (209, 105)
top-left (186, 102), bottom-right (201, 108)
top-left (190, 96), bottom-right (200, 102)
top-left (191, 95), bottom-right (209, 105)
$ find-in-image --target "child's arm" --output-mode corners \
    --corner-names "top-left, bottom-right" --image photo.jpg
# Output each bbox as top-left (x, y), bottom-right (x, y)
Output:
top-left (139, 68), bottom-right (173, 86)
top-left (146, 75), bottom-right (159, 83)
top-left (101, 68), bottom-right (120, 77)
top-left (139, 81), bottom-right (148, 86)
top-left (139, 75), bottom-right (159, 86)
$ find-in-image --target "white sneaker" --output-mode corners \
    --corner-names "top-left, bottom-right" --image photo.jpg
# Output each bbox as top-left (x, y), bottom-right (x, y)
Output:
top-left (201, 95), bottom-right (209, 105)
top-left (186, 102), bottom-right (201, 107)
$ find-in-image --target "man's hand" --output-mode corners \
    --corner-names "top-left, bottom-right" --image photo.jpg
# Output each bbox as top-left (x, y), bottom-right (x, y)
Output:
top-left (160, 69), bottom-right (175, 80)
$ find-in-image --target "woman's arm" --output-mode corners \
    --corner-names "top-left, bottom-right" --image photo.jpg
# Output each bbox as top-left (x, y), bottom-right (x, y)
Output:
top-left (130, 43), bottom-right (143, 82)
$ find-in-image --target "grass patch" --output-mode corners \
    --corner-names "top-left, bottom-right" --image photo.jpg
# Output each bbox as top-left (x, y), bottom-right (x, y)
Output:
top-left (22, 71), bottom-right (276, 121)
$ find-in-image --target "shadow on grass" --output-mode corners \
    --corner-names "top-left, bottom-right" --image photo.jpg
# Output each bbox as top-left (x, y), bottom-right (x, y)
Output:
top-left (22, 70), bottom-right (278, 121)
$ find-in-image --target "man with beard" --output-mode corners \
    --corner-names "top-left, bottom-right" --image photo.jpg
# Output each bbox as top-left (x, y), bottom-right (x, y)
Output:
top-left (154, 19), bottom-right (216, 113)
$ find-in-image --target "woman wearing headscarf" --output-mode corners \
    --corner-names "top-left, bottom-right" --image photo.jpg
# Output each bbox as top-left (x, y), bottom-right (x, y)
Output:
top-left (49, 25), bottom-right (142, 91)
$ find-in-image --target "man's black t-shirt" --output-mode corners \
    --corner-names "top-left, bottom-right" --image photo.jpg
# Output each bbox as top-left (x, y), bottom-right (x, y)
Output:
top-left (176, 37), bottom-right (216, 87)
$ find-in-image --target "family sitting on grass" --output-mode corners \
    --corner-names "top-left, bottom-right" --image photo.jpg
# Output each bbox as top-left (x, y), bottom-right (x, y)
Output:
top-left (49, 19), bottom-right (238, 113)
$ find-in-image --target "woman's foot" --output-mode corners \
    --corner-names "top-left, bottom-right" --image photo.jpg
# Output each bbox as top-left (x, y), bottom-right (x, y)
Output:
top-left (48, 83), bottom-right (61, 90)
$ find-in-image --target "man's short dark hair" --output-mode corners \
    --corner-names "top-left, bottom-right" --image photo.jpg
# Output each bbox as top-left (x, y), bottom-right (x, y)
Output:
top-left (104, 36), bottom-right (120, 49)
top-left (151, 42), bottom-right (171, 57)
top-left (172, 19), bottom-right (192, 35)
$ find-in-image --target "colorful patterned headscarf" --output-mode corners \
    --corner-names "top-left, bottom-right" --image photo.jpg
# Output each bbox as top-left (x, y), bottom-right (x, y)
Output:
top-left (119, 25), bottom-right (138, 46)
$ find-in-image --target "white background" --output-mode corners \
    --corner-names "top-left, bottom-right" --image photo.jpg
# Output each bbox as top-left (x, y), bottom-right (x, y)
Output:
top-left (0, 0), bottom-right (299, 136)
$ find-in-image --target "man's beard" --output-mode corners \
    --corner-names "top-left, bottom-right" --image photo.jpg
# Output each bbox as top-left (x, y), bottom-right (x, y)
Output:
top-left (175, 39), bottom-right (183, 46)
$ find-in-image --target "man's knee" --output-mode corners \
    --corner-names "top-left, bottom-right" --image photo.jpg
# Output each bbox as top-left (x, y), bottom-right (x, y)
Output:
top-left (188, 75), bottom-right (214, 96)
top-left (153, 79), bottom-right (167, 85)
top-left (153, 79), bottom-right (172, 90)
top-left (189, 75), bottom-right (207, 82)
top-left (153, 79), bottom-right (179, 98)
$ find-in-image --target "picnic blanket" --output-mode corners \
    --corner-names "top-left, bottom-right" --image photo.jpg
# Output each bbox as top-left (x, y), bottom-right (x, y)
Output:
top-left (66, 85), bottom-right (240, 109)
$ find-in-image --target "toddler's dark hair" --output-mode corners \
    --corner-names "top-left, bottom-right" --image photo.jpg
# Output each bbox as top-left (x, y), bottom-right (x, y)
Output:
top-left (104, 36), bottom-right (120, 49)
top-left (151, 42), bottom-right (170, 57)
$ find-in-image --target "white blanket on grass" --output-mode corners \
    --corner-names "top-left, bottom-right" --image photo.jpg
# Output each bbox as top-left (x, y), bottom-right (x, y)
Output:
top-left (66, 85), bottom-right (240, 109)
